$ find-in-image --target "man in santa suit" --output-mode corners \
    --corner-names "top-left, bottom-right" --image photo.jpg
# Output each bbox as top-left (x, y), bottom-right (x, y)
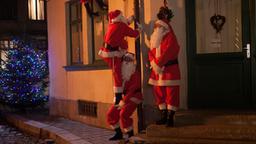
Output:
top-left (148, 6), bottom-right (181, 127)
top-left (107, 53), bottom-right (142, 141)
top-left (98, 10), bottom-right (141, 109)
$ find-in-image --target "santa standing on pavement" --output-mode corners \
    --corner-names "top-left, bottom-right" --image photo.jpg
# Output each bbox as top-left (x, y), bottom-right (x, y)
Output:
top-left (107, 53), bottom-right (143, 141)
top-left (98, 9), bottom-right (142, 109)
top-left (148, 6), bottom-right (181, 127)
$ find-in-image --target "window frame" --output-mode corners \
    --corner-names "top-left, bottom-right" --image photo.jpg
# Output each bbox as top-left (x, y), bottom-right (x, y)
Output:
top-left (64, 0), bottom-right (109, 71)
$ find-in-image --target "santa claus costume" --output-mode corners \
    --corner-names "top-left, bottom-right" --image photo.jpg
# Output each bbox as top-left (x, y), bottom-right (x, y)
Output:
top-left (148, 7), bottom-right (180, 127)
top-left (107, 53), bottom-right (142, 141)
top-left (98, 10), bottom-right (140, 107)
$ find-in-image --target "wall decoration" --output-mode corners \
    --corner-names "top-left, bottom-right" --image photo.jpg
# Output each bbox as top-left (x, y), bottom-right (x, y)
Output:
top-left (210, 0), bottom-right (226, 33)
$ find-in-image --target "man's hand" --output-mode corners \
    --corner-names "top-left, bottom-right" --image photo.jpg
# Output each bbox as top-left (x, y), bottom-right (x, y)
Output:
top-left (136, 22), bottom-right (143, 32)
top-left (127, 15), bottom-right (135, 25)
top-left (118, 100), bottom-right (125, 109)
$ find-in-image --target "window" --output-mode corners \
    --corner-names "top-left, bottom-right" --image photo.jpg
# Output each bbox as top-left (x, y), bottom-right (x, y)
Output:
top-left (0, 0), bottom-right (17, 20)
top-left (195, 0), bottom-right (242, 54)
top-left (0, 39), bottom-right (16, 67)
top-left (28, 0), bottom-right (45, 20)
top-left (67, 1), bottom-right (83, 65)
top-left (89, 0), bottom-right (108, 62)
top-left (66, 0), bottom-right (108, 68)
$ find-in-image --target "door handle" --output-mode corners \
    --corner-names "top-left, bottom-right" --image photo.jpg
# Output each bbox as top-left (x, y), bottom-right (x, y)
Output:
top-left (243, 44), bottom-right (250, 59)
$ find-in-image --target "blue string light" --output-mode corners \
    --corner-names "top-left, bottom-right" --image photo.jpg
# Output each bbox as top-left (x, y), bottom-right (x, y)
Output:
top-left (0, 37), bottom-right (49, 107)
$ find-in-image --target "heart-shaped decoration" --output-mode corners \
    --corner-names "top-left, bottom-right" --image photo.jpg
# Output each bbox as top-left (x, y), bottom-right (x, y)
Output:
top-left (210, 14), bottom-right (226, 33)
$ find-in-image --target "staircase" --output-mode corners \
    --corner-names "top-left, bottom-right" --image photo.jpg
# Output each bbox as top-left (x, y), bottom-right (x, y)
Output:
top-left (131, 110), bottom-right (256, 144)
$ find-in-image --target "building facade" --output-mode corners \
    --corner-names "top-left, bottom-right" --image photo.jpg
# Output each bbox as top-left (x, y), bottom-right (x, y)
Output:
top-left (0, 0), bottom-right (48, 65)
top-left (47, 0), bottom-right (256, 132)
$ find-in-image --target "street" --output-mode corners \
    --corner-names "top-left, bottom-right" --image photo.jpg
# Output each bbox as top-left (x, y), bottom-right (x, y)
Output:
top-left (0, 118), bottom-right (53, 144)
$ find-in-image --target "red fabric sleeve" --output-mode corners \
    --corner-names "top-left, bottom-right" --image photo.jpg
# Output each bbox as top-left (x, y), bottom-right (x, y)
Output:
top-left (122, 23), bottom-right (140, 38)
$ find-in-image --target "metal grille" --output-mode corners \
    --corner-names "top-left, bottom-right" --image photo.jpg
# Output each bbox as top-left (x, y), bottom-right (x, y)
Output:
top-left (78, 100), bottom-right (97, 117)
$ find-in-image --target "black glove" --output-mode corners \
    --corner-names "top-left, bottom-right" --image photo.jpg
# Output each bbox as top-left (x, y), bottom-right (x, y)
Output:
top-left (114, 93), bottom-right (122, 105)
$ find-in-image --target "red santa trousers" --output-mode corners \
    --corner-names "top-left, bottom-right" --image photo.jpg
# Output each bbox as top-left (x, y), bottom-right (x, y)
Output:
top-left (153, 85), bottom-right (179, 111)
top-left (102, 57), bottom-right (123, 93)
top-left (107, 101), bottom-right (137, 132)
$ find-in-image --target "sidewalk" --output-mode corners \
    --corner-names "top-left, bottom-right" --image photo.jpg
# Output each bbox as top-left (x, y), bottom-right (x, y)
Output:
top-left (1, 111), bottom-right (131, 144)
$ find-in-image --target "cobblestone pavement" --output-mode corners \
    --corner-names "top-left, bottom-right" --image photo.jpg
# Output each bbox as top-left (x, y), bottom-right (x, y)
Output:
top-left (0, 119), bottom-right (54, 144)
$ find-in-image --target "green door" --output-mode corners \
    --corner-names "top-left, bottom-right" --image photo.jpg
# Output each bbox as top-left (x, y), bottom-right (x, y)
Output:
top-left (186, 0), bottom-right (255, 108)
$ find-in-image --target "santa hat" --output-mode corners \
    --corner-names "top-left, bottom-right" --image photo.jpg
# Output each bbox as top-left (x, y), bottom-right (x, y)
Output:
top-left (108, 10), bottom-right (123, 23)
top-left (80, 0), bottom-right (88, 3)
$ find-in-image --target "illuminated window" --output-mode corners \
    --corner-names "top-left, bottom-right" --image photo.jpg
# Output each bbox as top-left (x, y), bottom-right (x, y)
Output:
top-left (0, 39), bottom-right (15, 67)
top-left (65, 0), bottom-right (108, 67)
top-left (28, 0), bottom-right (45, 20)
top-left (67, 1), bottom-right (83, 65)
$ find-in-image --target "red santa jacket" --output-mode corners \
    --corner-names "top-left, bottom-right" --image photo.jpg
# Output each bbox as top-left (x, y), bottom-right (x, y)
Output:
top-left (148, 20), bottom-right (181, 86)
top-left (98, 22), bottom-right (139, 58)
top-left (123, 70), bottom-right (143, 104)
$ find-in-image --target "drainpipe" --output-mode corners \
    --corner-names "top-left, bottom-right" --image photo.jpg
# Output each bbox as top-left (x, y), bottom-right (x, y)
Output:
top-left (134, 0), bottom-right (144, 132)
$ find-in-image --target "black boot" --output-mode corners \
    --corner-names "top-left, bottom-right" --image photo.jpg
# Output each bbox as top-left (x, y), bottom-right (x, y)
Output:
top-left (109, 127), bottom-right (123, 140)
top-left (156, 109), bottom-right (167, 125)
top-left (127, 130), bottom-right (134, 138)
top-left (114, 93), bottom-right (122, 105)
top-left (166, 110), bottom-right (175, 127)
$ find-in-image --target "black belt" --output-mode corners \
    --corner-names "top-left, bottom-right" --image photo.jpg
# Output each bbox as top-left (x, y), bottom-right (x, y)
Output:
top-left (165, 59), bottom-right (178, 66)
top-left (104, 43), bottom-right (119, 51)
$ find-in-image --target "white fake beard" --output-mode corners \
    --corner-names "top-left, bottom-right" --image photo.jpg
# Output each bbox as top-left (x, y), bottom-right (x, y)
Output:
top-left (122, 61), bottom-right (136, 81)
top-left (150, 26), bottom-right (169, 58)
top-left (120, 16), bottom-right (129, 25)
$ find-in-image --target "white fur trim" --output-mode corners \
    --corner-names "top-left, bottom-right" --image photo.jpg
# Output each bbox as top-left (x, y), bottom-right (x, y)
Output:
top-left (98, 49), bottom-right (124, 58)
top-left (158, 103), bottom-right (167, 110)
top-left (111, 12), bottom-right (123, 23)
top-left (123, 126), bottom-right (133, 133)
top-left (110, 123), bottom-right (120, 129)
top-left (130, 97), bottom-right (141, 104)
top-left (148, 79), bottom-right (180, 86)
top-left (167, 105), bottom-right (178, 111)
top-left (150, 61), bottom-right (163, 74)
top-left (114, 86), bottom-right (123, 93)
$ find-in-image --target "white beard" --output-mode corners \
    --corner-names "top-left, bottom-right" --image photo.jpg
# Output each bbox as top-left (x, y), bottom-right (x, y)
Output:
top-left (120, 16), bottom-right (129, 25)
top-left (150, 27), bottom-right (165, 49)
top-left (150, 20), bottom-right (170, 58)
top-left (122, 61), bottom-right (136, 81)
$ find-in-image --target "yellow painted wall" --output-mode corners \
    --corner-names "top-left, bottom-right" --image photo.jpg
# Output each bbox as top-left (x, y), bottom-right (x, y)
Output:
top-left (67, 70), bottom-right (113, 102)
top-left (47, 0), bottom-right (68, 100)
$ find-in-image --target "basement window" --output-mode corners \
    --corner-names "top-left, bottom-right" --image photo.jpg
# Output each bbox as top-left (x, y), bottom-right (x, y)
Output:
top-left (78, 100), bottom-right (97, 117)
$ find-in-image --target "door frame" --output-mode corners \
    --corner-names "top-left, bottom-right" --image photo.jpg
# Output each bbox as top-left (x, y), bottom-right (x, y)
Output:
top-left (250, 0), bottom-right (256, 107)
top-left (185, 0), bottom-right (255, 108)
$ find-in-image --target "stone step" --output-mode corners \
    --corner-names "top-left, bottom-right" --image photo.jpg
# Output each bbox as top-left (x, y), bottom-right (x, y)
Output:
top-left (175, 111), bottom-right (256, 126)
top-left (146, 124), bottom-right (256, 141)
top-left (130, 134), bottom-right (256, 144)
top-left (143, 111), bottom-right (256, 143)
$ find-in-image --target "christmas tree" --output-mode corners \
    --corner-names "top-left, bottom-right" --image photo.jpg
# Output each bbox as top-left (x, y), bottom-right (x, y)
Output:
top-left (0, 37), bottom-right (49, 108)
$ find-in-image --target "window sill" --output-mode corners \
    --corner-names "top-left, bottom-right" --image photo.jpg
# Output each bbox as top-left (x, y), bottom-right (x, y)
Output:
top-left (63, 61), bottom-right (109, 71)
